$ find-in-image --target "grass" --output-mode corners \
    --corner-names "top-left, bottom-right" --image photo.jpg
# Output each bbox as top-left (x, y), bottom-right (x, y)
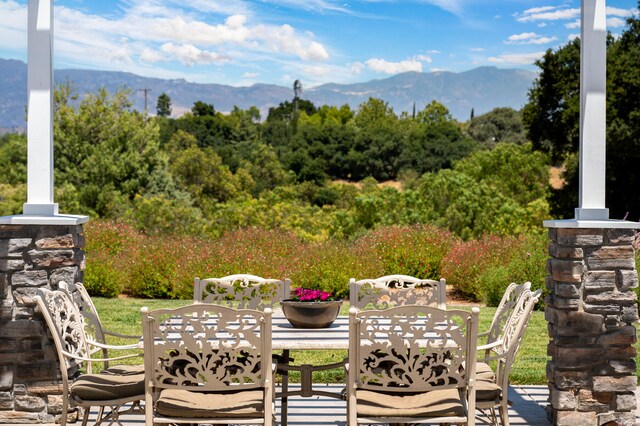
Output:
top-left (92, 298), bottom-right (632, 386)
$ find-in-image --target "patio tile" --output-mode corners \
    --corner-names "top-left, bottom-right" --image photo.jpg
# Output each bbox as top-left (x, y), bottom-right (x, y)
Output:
top-left (24, 385), bottom-right (640, 426)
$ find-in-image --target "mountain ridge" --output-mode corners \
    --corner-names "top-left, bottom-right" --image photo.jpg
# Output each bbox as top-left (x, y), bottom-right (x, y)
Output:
top-left (0, 58), bottom-right (536, 129)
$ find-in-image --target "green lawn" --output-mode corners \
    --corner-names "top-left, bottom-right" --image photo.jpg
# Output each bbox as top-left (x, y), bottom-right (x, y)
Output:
top-left (91, 298), bottom-right (623, 385)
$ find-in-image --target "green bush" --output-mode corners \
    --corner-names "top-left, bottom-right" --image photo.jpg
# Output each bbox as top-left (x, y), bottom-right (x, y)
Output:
top-left (441, 235), bottom-right (517, 300)
top-left (288, 240), bottom-right (382, 299)
top-left (444, 232), bottom-right (548, 305)
top-left (83, 256), bottom-right (124, 297)
top-left (127, 242), bottom-right (177, 299)
top-left (354, 224), bottom-right (457, 279)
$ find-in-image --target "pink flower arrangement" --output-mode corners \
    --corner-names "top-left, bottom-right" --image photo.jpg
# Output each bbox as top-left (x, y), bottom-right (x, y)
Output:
top-left (290, 287), bottom-right (335, 302)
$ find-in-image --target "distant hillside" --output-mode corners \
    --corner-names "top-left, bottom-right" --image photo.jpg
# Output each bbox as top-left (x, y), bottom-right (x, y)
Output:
top-left (0, 58), bottom-right (535, 129)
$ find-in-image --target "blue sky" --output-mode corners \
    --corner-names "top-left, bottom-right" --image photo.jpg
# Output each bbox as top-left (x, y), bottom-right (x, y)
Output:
top-left (0, 0), bottom-right (637, 87)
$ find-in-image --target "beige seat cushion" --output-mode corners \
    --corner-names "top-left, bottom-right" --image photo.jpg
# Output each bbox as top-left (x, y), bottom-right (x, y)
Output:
top-left (476, 380), bottom-right (502, 402)
top-left (156, 388), bottom-right (265, 419)
top-left (356, 388), bottom-right (464, 418)
top-left (102, 364), bottom-right (145, 376)
top-left (476, 362), bottom-right (496, 381)
top-left (70, 373), bottom-right (144, 401)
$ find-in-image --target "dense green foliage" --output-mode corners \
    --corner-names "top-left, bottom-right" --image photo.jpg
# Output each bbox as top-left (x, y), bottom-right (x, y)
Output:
top-left (524, 7), bottom-right (640, 220)
top-left (0, 82), bottom-right (552, 241)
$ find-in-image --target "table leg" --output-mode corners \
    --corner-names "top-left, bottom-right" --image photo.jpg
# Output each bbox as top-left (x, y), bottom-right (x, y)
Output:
top-left (280, 350), bottom-right (290, 426)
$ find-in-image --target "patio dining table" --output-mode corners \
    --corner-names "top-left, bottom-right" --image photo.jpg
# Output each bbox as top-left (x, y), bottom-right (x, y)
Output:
top-left (271, 315), bottom-right (349, 426)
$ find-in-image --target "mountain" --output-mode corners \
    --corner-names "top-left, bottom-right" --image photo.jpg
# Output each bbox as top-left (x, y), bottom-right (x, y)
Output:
top-left (0, 58), bottom-right (535, 130)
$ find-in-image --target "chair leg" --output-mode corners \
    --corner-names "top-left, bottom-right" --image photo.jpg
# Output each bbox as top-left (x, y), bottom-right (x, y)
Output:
top-left (80, 406), bottom-right (90, 426)
top-left (499, 401), bottom-right (509, 426)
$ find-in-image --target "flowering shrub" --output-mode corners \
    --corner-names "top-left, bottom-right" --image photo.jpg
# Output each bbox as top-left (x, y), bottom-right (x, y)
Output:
top-left (289, 287), bottom-right (336, 302)
top-left (83, 219), bottom-right (548, 305)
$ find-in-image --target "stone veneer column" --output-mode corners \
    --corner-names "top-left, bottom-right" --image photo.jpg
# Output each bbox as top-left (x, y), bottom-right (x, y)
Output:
top-left (546, 227), bottom-right (638, 425)
top-left (0, 224), bottom-right (85, 424)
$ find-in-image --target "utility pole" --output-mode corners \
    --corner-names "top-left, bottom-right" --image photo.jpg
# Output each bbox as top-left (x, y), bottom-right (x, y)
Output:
top-left (139, 88), bottom-right (151, 120)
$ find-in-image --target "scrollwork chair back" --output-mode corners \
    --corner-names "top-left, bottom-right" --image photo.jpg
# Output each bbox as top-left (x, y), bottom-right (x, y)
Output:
top-left (194, 274), bottom-right (290, 311)
top-left (141, 303), bottom-right (274, 425)
top-left (347, 305), bottom-right (479, 425)
top-left (350, 274), bottom-right (446, 310)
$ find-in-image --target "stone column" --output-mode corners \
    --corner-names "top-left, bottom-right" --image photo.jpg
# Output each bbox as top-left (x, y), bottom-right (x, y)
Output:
top-left (0, 224), bottom-right (85, 424)
top-left (546, 227), bottom-right (638, 425)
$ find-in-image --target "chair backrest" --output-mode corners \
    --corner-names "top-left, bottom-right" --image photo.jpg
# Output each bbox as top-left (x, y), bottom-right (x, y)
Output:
top-left (193, 274), bottom-right (290, 310)
top-left (350, 275), bottom-right (446, 310)
top-left (490, 289), bottom-right (541, 389)
top-left (485, 281), bottom-right (531, 345)
top-left (58, 281), bottom-right (107, 348)
top-left (349, 305), bottom-right (479, 393)
top-left (35, 288), bottom-right (92, 384)
top-left (141, 303), bottom-right (272, 393)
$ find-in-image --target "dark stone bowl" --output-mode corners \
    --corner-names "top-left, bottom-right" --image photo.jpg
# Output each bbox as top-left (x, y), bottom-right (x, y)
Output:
top-left (281, 300), bottom-right (342, 328)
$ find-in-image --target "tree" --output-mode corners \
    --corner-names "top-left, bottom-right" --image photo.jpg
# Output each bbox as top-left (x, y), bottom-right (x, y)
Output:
top-left (467, 107), bottom-right (527, 147)
top-left (416, 100), bottom-right (452, 126)
top-left (54, 86), bottom-right (167, 217)
top-left (522, 38), bottom-right (580, 162)
top-left (524, 10), bottom-right (640, 220)
top-left (353, 98), bottom-right (397, 129)
top-left (191, 101), bottom-right (215, 117)
top-left (156, 92), bottom-right (172, 117)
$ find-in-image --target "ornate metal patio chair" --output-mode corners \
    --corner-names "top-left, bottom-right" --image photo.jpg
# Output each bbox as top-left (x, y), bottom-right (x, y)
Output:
top-left (475, 288), bottom-right (542, 426)
top-left (475, 282), bottom-right (532, 382)
top-left (350, 274), bottom-right (446, 310)
top-left (35, 288), bottom-right (144, 426)
top-left (194, 274), bottom-right (290, 311)
top-left (141, 303), bottom-right (274, 425)
top-left (479, 282), bottom-right (531, 348)
top-left (347, 305), bottom-right (479, 425)
top-left (58, 281), bottom-right (142, 374)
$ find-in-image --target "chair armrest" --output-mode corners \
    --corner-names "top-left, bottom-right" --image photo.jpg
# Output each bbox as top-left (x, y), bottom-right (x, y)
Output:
top-left (61, 350), bottom-right (142, 364)
top-left (477, 339), bottom-right (503, 352)
top-left (478, 330), bottom-right (490, 337)
top-left (87, 338), bottom-right (141, 351)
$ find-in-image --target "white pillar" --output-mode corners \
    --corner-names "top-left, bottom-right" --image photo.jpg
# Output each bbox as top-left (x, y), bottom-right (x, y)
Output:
top-left (24, 0), bottom-right (58, 216)
top-left (575, 0), bottom-right (608, 220)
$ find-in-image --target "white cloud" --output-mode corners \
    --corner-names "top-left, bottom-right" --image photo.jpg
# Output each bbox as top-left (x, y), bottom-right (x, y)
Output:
top-left (302, 65), bottom-right (333, 76)
top-left (350, 62), bottom-right (365, 74)
top-left (488, 51), bottom-right (546, 65)
top-left (415, 54), bottom-right (432, 63)
top-left (160, 43), bottom-right (232, 65)
top-left (469, 47), bottom-right (485, 52)
top-left (517, 8), bottom-right (580, 22)
top-left (0, 0), bottom-right (27, 51)
top-left (606, 6), bottom-right (634, 17)
top-left (607, 17), bottom-right (627, 28)
top-left (521, 6), bottom-right (560, 15)
top-left (0, 0), bottom-right (332, 76)
top-left (565, 19), bottom-right (580, 29)
top-left (242, 72), bottom-right (259, 78)
top-left (255, 24), bottom-right (330, 60)
top-left (567, 33), bottom-right (580, 41)
top-left (506, 32), bottom-right (558, 45)
top-left (365, 58), bottom-right (422, 74)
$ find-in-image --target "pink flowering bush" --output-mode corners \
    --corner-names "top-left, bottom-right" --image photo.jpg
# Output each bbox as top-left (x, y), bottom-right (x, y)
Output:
top-left (289, 287), bottom-right (336, 302)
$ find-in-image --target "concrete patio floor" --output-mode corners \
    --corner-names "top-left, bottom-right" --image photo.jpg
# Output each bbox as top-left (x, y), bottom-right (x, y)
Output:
top-left (18, 384), bottom-right (640, 426)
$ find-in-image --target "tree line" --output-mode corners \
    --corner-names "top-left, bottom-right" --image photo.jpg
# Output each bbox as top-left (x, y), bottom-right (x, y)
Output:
top-left (1, 6), bottom-right (639, 238)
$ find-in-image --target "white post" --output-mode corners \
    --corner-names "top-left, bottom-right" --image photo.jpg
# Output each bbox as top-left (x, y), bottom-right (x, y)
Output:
top-left (575, 0), bottom-right (608, 221)
top-left (24, 0), bottom-right (58, 216)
